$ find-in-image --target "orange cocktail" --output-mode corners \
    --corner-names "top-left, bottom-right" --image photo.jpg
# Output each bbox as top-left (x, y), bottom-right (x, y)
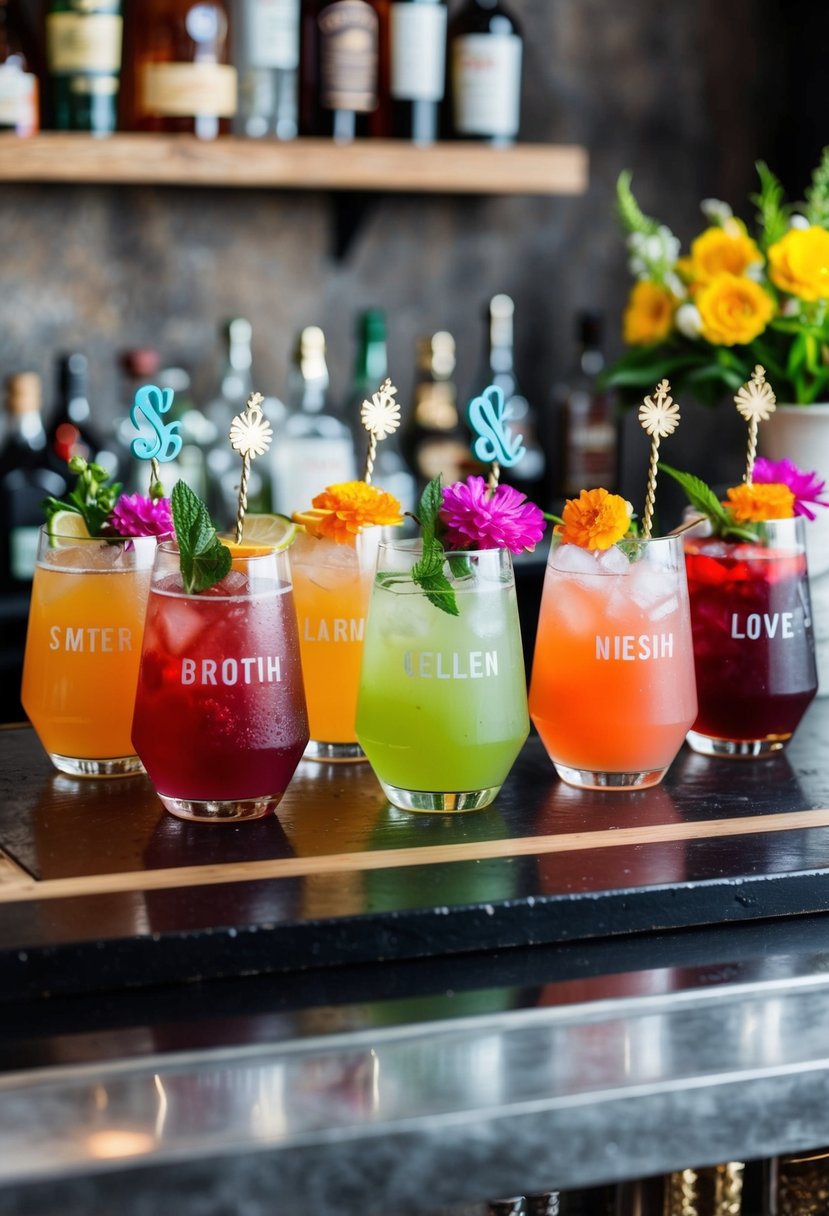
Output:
top-left (289, 527), bottom-right (381, 761)
top-left (22, 528), bottom-right (155, 777)
top-left (529, 533), bottom-right (698, 789)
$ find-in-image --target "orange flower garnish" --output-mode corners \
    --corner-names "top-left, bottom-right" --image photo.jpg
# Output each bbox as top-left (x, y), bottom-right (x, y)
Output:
top-left (725, 482), bottom-right (795, 523)
top-left (293, 481), bottom-right (403, 544)
top-left (556, 488), bottom-right (632, 551)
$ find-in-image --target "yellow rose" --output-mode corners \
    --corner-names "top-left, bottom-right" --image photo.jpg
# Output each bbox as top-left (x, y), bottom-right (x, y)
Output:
top-left (622, 281), bottom-right (675, 345)
top-left (690, 225), bottom-right (762, 284)
top-left (768, 225), bottom-right (829, 301)
top-left (696, 274), bottom-right (774, 346)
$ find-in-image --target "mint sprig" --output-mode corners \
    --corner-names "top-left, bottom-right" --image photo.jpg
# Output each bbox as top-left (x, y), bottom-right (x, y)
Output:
top-left (410, 476), bottom-right (459, 616)
top-left (43, 456), bottom-right (122, 536)
top-left (171, 480), bottom-right (232, 594)
top-left (659, 463), bottom-right (760, 542)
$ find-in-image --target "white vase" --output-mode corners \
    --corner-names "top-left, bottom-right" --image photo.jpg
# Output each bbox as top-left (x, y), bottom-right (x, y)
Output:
top-left (762, 404), bottom-right (829, 695)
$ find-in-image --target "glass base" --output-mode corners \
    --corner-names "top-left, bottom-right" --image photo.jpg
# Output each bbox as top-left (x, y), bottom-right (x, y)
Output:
top-left (49, 753), bottom-right (144, 779)
top-left (553, 761), bottom-right (668, 790)
top-left (303, 740), bottom-right (367, 764)
top-left (686, 729), bottom-right (790, 759)
top-left (158, 793), bottom-right (284, 822)
top-left (379, 780), bottom-right (502, 813)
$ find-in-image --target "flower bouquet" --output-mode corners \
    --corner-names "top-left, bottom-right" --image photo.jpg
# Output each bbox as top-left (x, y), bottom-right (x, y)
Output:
top-left (604, 149), bottom-right (829, 406)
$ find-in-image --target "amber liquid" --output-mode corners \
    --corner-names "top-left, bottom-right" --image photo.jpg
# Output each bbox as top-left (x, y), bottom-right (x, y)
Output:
top-left (298, 0), bottom-right (390, 138)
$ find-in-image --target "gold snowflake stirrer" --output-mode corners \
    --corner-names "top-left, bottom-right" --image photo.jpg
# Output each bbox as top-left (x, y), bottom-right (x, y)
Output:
top-left (638, 379), bottom-right (681, 539)
top-left (360, 377), bottom-right (401, 483)
top-left (229, 392), bottom-right (273, 543)
top-left (735, 364), bottom-right (776, 483)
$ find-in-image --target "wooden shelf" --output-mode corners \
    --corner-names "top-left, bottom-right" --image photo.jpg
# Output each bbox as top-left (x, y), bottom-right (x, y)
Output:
top-left (0, 133), bottom-right (587, 195)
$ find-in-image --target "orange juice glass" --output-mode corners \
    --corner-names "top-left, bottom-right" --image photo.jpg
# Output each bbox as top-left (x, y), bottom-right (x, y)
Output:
top-left (289, 526), bottom-right (381, 761)
top-left (21, 527), bottom-right (155, 777)
top-left (529, 533), bottom-right (698, 789)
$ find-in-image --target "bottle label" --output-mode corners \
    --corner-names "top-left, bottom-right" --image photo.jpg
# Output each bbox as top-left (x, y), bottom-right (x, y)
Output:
top-left (141, 63), bottom-right (238, 118)
top-left (271, 438), bottom-right (356, 514)
top-left (70, 75), bottom-right (119, 95)
top-left (246, 0), bottom-right (300, 70)
top-left (390, 4), bottom-right (446, 102)
top-left (10, 525), bottom-right (39, 582)
top-left (46, 13), bottom-right (123, 74)
top-left (0, 66), bottom-right (37, 132)
top-left (452, 33), bottom-right (521, 138)
top-left (318, 0), bottom-right (378, 113)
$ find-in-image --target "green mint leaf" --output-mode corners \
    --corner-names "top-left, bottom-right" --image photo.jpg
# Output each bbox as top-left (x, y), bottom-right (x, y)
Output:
top-left (409, 476), bottom-right (459, 615)
top-left (171, 480), bottom-right (231, 594)
top-left (447, 552), bottom-right (473, 580)
top-left (417, 475), bottom-right (444, 550)
top-left (418, 568), bottom-right (460, 616)
top-left (659, 462), bottom-right (732, 529)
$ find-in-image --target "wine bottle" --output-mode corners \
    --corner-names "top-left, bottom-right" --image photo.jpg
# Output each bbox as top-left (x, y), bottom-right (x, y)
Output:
top-left (558, 311), bottom-right (618, 497)
top-left (45, 0), bottom-right (122, 135)
top-left (448, 0), bottom-right (522, 146)
top-left (48, 352), bottom-right (120, 479)
top-left (388, 0), bottom-right (446, 144)
top-left (0, 0), bottom-right (38, 135)
top-left (122, 0), bottom-right (237, 139)
top-left (401, 330), bottom-right (470, 490)
top-left (299, 0), bottom-right (389, 141)
top-left (232, 0), bottom-right (301, 139)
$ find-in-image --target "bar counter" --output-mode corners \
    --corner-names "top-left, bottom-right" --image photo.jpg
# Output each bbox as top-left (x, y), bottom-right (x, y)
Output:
top-left (2, 704), bottom-right (829, 1213)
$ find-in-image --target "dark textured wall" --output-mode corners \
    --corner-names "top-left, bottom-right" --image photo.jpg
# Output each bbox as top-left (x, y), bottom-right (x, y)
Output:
top-left (0, 0), bottom-right (822, 510)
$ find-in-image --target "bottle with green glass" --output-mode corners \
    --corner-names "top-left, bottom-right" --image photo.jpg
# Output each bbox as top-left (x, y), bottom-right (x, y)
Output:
top-left (45, 0), bottom-right (123, 134)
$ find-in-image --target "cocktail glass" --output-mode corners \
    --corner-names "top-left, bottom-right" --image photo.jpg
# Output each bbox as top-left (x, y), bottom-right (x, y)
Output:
top-left (289, 527), bottom-right (381, 762)
top-left (355, 541), bottom-right (530, 812)
top-left (131, 542), bottom-right (309, 822)
top-left (21, 526), bottom-right (155, 777)
top-left (529, 533), bottom-right (698, 790)
top-left (684, 517), bottom-right (818, 758)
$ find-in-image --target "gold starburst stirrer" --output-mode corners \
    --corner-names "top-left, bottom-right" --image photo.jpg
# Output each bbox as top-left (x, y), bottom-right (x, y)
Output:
top-left (638, 378), bottom-right (681, 539)
top-left (734, 364), bottom-right (776, 483)
top-left (360, 377), bottom-right (401, 483)
top-left (229, 392), bottom-right (273, 542)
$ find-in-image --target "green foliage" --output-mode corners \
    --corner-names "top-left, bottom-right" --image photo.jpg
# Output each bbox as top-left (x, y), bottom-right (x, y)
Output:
top-left (751, 161), bottom-right (790, 250)
top-left (805, 146), bottom-right (829, 228)
top-left (171, 480), bottom-right (231, 594)
top-left (410, 476), bottom-right (459, 616)
top-left (659, 463), bottom-right (759, 542)
top-left (42, 457), bottom-right (122, 537)
top-left (616, 171), bottom-right (661, 237)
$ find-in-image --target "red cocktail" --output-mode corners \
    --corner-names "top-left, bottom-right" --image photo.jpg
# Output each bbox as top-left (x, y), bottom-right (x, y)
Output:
top-left (684, 518), bottom-right (818, 757)
top-left (132, 543), bottom-right (309, 820)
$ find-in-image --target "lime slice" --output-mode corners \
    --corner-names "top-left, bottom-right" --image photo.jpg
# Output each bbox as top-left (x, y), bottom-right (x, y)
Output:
top-left (241, 513), bottom-right (300, 550)
top-left (47, 509), bottom-right (91, 545)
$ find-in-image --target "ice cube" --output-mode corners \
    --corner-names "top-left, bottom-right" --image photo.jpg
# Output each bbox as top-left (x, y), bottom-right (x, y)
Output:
top-left (551, 544), bottom-right (601, 576)
top-left (595, 546), bottom-right (631, 575)
top-left (629, 561), bottom-right (675, 612)
top-left (157, 596), bottom-right (207, 655)
top-left (649, 594), bottom-right (679, 622)
top-left (207, 570), bottom-right (249, 597)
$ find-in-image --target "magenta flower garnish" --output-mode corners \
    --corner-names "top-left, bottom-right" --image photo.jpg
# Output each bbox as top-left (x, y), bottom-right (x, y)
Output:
top-left (752, 457), bottom-right (829, 521)
top-left (108, 493), bottom-right (174, 538)
top-left (440, 476), bottom-right (546, 554)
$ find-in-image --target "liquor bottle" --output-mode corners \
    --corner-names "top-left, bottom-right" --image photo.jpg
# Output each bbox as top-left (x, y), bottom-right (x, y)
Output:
top-left (558, 311), bottom-right (618, 497)
top-left (122, 0), bottom-right (237, 139)
top-left (401, 330), bottom-right (470, 489)
top-left (388, 0), bottom-right (446, 144)
top-left (448, 0), bottom-right (522, 146)
top-left (232, 0), bottom-right (300, 139)
top-left (48, 352), bottom-right (120, 479)
top-left (471, 293), bottom-right (546, 500)
top-left (45, 0), bottom-right (123, 135)
top-left (0, 373), bottom-right (67, 593)
top-left (348, 309), bottom-right (416, 511)
top-left (298, 0), bottom-right (389, 141)
top-left (0, 0), bottom-right (38, 135)
top-left (270, 325), bottom-right (357, 513)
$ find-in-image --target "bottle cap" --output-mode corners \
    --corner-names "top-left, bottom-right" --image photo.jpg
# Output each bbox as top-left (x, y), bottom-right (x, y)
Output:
top-left (5, 372), bottom-right (41, 415)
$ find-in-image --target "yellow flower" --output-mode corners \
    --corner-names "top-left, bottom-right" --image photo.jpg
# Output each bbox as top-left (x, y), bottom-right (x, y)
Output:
top-left (293, 481), bottom-right (403, 544)
top-left (696, 274), bottom-right (774, 346)
top-left (689, 225), bottom-right (762, 284)
top-left (726, 482), bottom-right (794, 522)
top-left (768, 225), bottom-right (829, 302)
top-left (622, 281), bottom-right (675, 345)
top-left (556, 488), bottom-right (632, 551)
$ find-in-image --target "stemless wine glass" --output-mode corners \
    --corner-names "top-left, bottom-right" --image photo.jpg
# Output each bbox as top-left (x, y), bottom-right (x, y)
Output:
top-left (289, 525), bottom-right (381, 762)
top-left (131, 542), bottom-right (309, 822)
top-left (683, 516), bottom-right (818, 757)
top-left (21, 526), bottom-right (156, 777)
top-left (529, 532), bottom-right (698, 790)
top-left (355, 541), bottom-right (530, 812)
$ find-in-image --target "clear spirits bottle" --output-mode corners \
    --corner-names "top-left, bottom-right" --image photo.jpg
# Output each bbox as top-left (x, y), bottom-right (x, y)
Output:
top-left (388, 0), bottom-right (446, 144)
top-left (232, 0), bottom-right (300, 139)
top-left (0, 0), bottom-right (38, 135)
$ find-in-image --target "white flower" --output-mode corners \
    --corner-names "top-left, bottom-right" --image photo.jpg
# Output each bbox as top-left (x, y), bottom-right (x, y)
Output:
top-left (701, 198), bottom-right (734, 226)
top-left (676, 303), bottom-right (703, 339)
top-left (790, 213), bottom-right (810, 230)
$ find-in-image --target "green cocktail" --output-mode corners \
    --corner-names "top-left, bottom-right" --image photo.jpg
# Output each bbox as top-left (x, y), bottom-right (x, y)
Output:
top-left (355, 542), bottom-right (530, 812)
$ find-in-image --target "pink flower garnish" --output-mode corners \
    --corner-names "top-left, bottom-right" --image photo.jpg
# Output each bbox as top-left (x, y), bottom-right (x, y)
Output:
top-left (108, 493), bottom-right (174, 538)
top-left (440, 476), bottom-right (546, 554)
top-left (752, 457), bottom-right (829, 521)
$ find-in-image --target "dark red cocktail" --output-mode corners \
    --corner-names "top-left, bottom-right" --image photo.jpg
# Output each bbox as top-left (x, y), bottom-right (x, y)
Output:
top-left (684, 518), bottom-right (818, 757)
